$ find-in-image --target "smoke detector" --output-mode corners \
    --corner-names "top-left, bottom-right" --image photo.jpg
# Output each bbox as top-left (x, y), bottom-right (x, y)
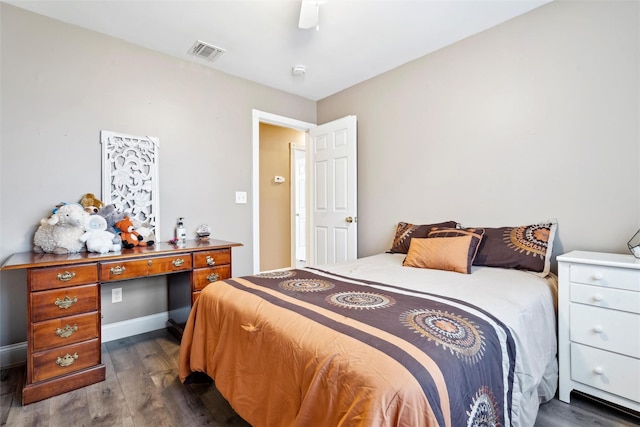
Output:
top-left (188, 40), bottom-right (226, 62)
top-left (292, 65), bottom-right (307, 77)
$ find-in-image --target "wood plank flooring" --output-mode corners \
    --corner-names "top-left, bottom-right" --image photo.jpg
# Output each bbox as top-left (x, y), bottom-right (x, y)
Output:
top-left (1, 329), bottom-right (638, 426)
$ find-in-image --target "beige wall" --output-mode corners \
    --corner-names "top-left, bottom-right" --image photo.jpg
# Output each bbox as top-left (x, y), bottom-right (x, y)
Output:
top-left (318, 0), bottom-right (640, 261)
top-left (259, 123), bottom-right (305, 271)
top-left (2, 0), bottom-right (638, 350)
top-left (0, 4), bottom-right (316, 346)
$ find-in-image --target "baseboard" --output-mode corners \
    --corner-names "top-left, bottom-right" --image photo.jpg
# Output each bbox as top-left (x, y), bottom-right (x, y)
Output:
top-left (0, 341), bottom-right (27, 368)
top-left (102, 311), bottom-right (170, 343)
top-left (0, 312), bottom-right (170, 367)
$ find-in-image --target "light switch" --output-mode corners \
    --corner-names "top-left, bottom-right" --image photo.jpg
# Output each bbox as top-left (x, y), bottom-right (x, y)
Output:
top-left (235, 191), bottom-right (247, 204)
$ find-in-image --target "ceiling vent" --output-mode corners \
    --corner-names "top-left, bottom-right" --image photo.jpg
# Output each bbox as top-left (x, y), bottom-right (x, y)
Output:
top-left (188, 40), bottom-right (226, 62)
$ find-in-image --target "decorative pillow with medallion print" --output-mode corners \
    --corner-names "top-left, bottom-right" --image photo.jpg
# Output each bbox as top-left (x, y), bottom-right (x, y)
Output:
top-left (472, 219), bottom-right (558, 277)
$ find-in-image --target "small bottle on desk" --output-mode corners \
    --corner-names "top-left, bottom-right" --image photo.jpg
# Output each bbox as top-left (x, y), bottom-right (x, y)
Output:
top-left (176, 218), bottom-right (187, 244)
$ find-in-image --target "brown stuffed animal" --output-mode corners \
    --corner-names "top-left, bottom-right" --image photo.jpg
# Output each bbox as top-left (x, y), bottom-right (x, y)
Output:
top-left (115, 217), bottom-right (154, 249)
top-left (79, 193), bottom-right (104, 214)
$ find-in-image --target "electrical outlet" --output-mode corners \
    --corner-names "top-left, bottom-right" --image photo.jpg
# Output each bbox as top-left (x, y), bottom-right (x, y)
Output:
top-left (235, 191), bottom-right (247, 204)
top-left (112, 288), bottom-right (122, 303)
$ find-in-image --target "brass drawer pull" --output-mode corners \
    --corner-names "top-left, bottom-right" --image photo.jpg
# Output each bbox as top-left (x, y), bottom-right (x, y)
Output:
top-left (207, 273), bottom-right (220, 283)
top-left (173, 258), bottom-right (185, 267)
top-left (55, 296), bottom-right (78, 309)
top-left (206, 256), bottom-right (216, 266)
top-left (57, 271), bottom-right (76, 282)
top-left (56, 352), bottom-right (78, 367)
top-left (55, 324), bottom-right (78, 338)
top-left (110, 266), bottom-right (126, 275)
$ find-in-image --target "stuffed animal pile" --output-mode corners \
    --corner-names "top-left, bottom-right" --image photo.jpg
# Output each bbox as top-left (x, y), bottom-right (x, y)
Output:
top-left (32, 194), bottom-right (156, 254)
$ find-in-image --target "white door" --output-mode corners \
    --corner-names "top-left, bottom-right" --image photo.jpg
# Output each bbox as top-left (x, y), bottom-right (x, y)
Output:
top-left (308, 116), bottom-right (357, 266)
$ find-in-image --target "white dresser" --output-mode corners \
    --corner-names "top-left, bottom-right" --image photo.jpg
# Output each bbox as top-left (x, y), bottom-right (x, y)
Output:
top-left (557, 251), bottom-right (640, 413)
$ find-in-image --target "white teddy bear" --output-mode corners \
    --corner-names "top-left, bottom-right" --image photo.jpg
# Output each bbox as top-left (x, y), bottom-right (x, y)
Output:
top-left (33, 203), bottom-right (90, 254)
top-left (79, 215), bottom-right (122, 254)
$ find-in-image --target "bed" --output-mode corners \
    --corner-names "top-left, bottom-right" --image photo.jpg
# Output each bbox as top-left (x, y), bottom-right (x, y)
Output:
top-left (178, 221), bottom-right (559, 427)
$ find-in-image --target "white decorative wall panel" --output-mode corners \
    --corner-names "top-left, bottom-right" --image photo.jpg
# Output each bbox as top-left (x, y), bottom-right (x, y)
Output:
top-left (101, 131), bottom-right (160, 236)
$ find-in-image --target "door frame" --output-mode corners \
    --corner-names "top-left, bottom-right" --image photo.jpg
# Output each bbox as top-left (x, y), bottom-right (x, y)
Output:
top-left (252, 109), bottom-right (315, 274)
top-left (290, 143), bottom-right (306, 268)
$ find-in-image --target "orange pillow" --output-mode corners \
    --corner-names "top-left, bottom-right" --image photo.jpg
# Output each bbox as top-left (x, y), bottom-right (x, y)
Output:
top-left (403, 236), bottom-right (475, 274)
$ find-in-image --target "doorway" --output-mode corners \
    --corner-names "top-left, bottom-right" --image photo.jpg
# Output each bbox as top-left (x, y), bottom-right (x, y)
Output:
top-left (252, 110), bottom-right (315, 273)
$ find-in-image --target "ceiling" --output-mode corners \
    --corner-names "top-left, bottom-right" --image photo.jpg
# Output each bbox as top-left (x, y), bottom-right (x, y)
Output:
top-left (5, 0), bottom-right (552, 101)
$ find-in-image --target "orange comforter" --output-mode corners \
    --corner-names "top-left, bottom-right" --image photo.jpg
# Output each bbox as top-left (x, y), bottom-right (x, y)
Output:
top-left (179, 269), bottom-right (513, 427)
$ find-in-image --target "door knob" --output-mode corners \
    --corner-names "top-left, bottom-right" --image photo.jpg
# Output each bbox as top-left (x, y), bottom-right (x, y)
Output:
top-left (345, 216), bottom-right (353, 223)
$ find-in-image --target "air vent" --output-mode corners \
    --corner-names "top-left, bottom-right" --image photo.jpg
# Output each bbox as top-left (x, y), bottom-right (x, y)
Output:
top-left (188, 40), bottom-right (226, 62)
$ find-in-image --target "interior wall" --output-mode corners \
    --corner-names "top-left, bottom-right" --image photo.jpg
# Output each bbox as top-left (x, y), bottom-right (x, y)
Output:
top-left (0, 4), bottom-right (316, 347)
top-left (317, 0), bottom-right (640, 261)
top-left (259, 123), bottom-right (305, 271)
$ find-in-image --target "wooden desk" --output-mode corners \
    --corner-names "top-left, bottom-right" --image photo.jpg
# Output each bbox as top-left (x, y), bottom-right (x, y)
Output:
top-left (1, 239), bottom-right (242, 405)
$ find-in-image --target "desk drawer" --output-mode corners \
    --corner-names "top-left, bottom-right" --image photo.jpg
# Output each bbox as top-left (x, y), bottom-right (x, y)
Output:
top-left (100, 259), bottom-right (150, 282)
top-left (570, 343), bottom-right (640, 403)
top-left (32, 312), bottom-right (100, 352)
top-left (193, 266), bottom-right (231, 291)
top-left (194, 249), bottom-right (231, 268)
top-left (32, 339), bottom-right (101, 383)
top-left (148, 254), bottom-right (192, 275)
top-left (570, 264), bottom-right (640, 292)
top-left (30, 264), bottom-right (98, 291)
top-left (570, 304), bottom-right (640, 358)
top-left (31, 284), bottom-right (99, 322)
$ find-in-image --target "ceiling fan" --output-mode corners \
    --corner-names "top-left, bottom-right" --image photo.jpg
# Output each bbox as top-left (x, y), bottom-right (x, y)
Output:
top-left (298, 0), bottom-right (326, 30)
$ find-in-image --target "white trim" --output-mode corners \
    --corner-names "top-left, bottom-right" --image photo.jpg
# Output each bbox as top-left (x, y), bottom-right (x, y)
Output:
top-left (252, 110), bottom-right (315, 274)
top-left (101, 311), bottom-right (169, 343)
top-left (0, 341), bottom-right (27, 368)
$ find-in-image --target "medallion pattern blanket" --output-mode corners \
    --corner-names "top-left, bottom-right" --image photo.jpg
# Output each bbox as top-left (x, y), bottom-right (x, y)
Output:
top-left (179, 268), bottom-right (516, 427)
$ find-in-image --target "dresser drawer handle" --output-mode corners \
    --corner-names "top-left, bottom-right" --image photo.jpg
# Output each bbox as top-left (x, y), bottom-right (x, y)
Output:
top-left (55, 324), bottom-right (78, 338)
top-left (55, 296), bottom-right (78, 309)
top-left (57, 271), bottom-right (76, 282)
top-left (207, 273), bottom-right (220, 283)
top-left (206, 256), bottom-right (216, 266)
top-left (56, 352), bottom-right (78, 367)
top-left (592, 294), bottom-right (604, 302)
top-left (593, 272), bottom-right (603, 280)
top-left (110, 266), bottom-right (126, 275)
top-left (593, 366), bottom-right (604, 375)
top-left (593, 325), bottom-right (604, 333)
top-left (173, 258), bottom-right (185, 267)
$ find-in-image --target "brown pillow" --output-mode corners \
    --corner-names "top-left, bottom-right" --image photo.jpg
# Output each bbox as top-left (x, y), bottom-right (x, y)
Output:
top-left (388, 220), bottom-right (458, 254)
top-left (403, 236), bottom-right (477, 274)
top-left (472, 219), bottom-right (558, 277)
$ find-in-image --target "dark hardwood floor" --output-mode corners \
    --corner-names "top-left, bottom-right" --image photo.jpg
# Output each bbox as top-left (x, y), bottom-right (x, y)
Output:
top-left (1, 329), bottom-right (638, 426)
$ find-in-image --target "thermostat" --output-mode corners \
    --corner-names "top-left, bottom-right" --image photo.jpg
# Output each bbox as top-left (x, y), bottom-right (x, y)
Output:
top-left (274, 176), bottom-right (285, 183)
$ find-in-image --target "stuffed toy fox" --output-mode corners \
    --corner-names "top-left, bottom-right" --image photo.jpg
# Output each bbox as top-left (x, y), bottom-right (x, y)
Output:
top-left (115, 217), bottom-right (154, 249)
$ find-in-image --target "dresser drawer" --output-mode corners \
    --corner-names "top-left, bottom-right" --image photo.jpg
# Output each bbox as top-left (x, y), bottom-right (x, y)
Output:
top-left (147, 254), bottom-right (192, 275)
top-left (570, 264), bottom-right (640, 292)
top-left (570, 343), bottom-right (640, 403)
top-left (32, 312), bottom-right (100, 352)
top-left (570, 304), bottom-right (640, 358)
top-left (192, 265), bottom-right (231, 291)
top-left (32, 339), bottom-right (101, 383)
top-left (31, 284), bottom-right (99, 322)
top-left (571, 283), bottom-right (640, 314)
top-left (29, 264), bottom-right (98, 291)
top-left (193, 249), bottom-right (231, 268)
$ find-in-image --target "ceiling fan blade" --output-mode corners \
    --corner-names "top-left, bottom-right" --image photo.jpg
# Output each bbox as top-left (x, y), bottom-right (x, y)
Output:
top-left (298, 0), bottom-right (319, 29)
